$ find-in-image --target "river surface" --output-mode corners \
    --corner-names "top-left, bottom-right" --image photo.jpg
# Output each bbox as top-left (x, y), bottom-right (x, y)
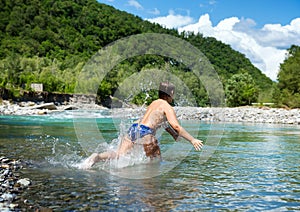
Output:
top-left (0, 110), bottom-right (299, 211)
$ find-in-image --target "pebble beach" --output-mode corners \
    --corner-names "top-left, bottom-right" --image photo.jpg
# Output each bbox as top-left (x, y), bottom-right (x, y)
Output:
top-left (174, 106), bottom-right (300, 125)
top-left (1, 100), bottom-right (300, 125)
top-left (0, 157), bottom-right (31, 211)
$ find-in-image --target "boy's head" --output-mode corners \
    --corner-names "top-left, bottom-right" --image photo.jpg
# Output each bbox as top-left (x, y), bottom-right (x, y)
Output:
top-left (159, 81), bottom-right (175, 100)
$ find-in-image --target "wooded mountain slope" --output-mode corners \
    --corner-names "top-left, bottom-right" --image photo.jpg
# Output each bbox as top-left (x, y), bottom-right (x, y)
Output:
top-left (0, 0), bottom-right (274, 106)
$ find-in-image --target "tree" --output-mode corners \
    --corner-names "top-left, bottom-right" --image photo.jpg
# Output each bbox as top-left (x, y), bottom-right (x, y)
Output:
top-left (225, 72), bottom-right (259, 107)
top-left (274, 45), bottom-right (300, 108)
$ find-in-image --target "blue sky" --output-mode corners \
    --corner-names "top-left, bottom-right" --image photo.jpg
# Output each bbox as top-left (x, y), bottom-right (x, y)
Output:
top-left (98, 0), bottom-right (300, 27)
top-left (98, 0), bottom-right (300, 80)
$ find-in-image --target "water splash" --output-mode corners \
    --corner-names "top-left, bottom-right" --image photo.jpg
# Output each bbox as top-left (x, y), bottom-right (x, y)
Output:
top-left (44, 136), bottom-right (84, 169)
top-left (102, 144), bottom-right (150, 170)
top-left (43, 118), bottom-right (156, 171)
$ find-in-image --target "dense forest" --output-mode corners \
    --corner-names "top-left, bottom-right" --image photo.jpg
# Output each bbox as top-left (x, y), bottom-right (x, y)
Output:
top-left (273, 45), bottom-right (300, 108)
top-left (0, 0), bottom-right (297, 107)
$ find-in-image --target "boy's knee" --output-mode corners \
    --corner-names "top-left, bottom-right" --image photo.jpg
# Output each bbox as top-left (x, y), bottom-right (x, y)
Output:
top-left (143, 140), bottom-right (161, 158)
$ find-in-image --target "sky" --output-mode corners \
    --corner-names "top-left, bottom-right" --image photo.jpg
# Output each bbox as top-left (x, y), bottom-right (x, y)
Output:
top-left (98, 0), bottom-right (300, 81)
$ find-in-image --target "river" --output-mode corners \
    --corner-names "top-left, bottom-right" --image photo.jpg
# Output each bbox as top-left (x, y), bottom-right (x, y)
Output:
top-left (0, 110), bottom-right (299, 211)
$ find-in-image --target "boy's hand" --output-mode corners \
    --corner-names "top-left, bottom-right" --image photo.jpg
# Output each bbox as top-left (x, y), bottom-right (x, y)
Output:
top-left (191, 139), bottom-right (203, 151)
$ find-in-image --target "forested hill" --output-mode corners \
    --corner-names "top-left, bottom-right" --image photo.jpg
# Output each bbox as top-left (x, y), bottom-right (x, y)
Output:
top-left (0, 0), bottom-right (274, 106)
top-left (0, 0), bottom-right (174, 59)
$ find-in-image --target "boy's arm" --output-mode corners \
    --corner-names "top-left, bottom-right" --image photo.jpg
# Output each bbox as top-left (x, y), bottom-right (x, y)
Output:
top-left (165, 122), bottom-right (179, 140)
top-left (164, 105), bottom-right (203, 151)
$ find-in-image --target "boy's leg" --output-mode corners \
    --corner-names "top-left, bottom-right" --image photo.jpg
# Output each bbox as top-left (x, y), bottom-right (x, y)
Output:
top-left (116, 136), bottom-right (134, 157)
top-left (79, 151), bottom-right (116, 169)
top-left (79, 137), bottom-right (133, 169)
top-left (142, 135), bottom-right (161, 159)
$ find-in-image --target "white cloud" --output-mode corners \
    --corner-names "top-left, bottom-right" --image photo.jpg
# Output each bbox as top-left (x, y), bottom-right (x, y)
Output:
top-left (150, 13), bottom-right (300, 81)
top-left (208, 0), bottom-right (217, 5)
top-left (147, 10), bottom-right (194, 29)
top-left (127, 0), bottom-right (143, 10)
top-left (148, 8), bottom-right (160, 15)
top-left (252, 18), bottom-right (300, 49)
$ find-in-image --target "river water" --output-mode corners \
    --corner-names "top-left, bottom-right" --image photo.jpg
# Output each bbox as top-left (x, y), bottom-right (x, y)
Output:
top-left (0, 110), bottom-right (299, 211)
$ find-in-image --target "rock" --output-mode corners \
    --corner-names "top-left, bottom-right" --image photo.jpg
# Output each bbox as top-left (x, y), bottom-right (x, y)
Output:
top-left (29, 103), bottom-right (57, 110)
top-left (9, 203), bottom-right (18, 209)
top-left (63, 105), bottom-right (79, 110)
top-left (37, 110), bottom-right (47, 115)
top-left (17, 178), bottom-right (31, 187)
top-left (1, 164), bottom-right (9, 169)
top-left (18, 101), bottom-right (36, 107)
top-left (1, 158), bottom-right (10, 163)
top-left (1, 193), bottom-right (15, 202)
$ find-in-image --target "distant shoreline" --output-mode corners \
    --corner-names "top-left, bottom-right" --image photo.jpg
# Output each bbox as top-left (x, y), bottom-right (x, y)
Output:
top-left (174, 106), bottom-right (300, 125)
top-left (0, 100), bottom-right (300, 125)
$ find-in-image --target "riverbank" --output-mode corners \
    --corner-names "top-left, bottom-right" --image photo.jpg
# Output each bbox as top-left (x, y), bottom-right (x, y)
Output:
top-left (0, 157), bottom-right (31, 211)
top-left (0, 100), bottom-right (105, 116)
top-left (1, 100), bottom-right (300, 125)
top-left (174, 106), bottom-right (300, 125)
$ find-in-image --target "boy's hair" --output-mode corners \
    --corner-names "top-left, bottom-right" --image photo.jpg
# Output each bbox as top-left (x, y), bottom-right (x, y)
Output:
top-left (159, 82), bottom-right (175, 99)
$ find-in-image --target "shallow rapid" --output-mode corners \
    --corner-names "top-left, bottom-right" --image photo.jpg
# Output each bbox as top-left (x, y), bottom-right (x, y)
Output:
top-left (0, 110), bottom-right (299, 210)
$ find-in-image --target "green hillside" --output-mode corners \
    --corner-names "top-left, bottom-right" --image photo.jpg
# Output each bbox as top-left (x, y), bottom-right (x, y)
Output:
top-left (0, 0), bottom-right (274, 107)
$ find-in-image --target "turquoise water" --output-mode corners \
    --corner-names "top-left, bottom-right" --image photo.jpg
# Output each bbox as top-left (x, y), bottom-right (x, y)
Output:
top-left (0, 110), bottom-right (299, 211)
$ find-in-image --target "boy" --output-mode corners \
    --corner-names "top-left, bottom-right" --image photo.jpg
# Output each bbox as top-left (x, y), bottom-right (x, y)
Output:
top-left (80, 82), bottom-right (203, 169)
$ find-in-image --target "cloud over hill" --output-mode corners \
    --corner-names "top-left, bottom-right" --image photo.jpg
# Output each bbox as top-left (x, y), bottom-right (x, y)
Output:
top-left (148, 13), bottom-right (300, 81)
